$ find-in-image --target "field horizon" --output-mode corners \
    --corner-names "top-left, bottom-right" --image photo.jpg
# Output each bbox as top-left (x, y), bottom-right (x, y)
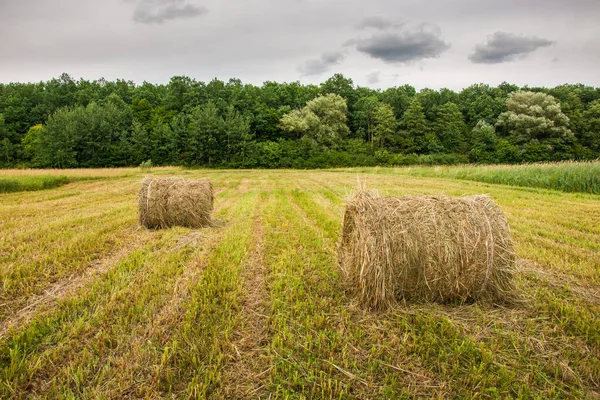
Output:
top-left (1, 167), bottom-right (599, 398)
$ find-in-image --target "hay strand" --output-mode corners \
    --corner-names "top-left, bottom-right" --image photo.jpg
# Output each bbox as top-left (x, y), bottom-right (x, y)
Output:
top-left (139, 177), bottom-right (214, 229)
top-left (339, 191), bottom-right (516, 309)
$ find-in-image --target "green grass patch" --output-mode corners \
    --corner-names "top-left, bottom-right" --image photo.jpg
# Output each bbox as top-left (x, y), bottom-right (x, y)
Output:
top-left (0, 175), bottom-right (72, 193)
top-left (0, 171), bottom-right (141, 194)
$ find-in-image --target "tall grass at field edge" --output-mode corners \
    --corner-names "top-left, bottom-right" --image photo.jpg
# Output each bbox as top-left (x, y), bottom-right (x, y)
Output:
top-left (345, 161), bottom-right (600, 195)
top-left (0, 175), bottom-right (72, 193)
top-left (0, 175), bottom-right (129, 193)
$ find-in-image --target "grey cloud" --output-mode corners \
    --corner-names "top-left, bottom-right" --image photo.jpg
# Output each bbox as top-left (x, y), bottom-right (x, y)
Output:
top-left (357, 17), bottom-right (401, 31)
top-left (366, 71), bottom-right (380, 84)
top-left (132, 0), bottom-right (207, 24)
top-left (298, 51), bottom-right (346, 76)
top-left (351, 24), bottom-right (450, 63)
top-left (469, 32), bottom-right (554, 63)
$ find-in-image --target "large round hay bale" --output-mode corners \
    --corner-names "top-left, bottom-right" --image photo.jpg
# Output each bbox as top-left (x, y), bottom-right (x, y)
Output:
top-left (339, 191), bottom-right (516, 309)
top-left (139, 177), bottom-right (213, 229)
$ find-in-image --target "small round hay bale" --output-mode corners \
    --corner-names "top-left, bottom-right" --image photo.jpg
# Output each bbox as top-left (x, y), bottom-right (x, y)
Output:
top-left (139, 177), bottom-right (213, 229)
top-left (339, 191), bottom-right (516, 309)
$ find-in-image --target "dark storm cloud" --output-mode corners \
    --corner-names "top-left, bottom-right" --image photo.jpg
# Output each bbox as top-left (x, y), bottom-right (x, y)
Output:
top-left (298, 52), bottom-right (346, 76)
top-left (349, 23), bottom-right (450, 63)
top-left (469, 32), bottom-right (554, 64)
top-left (132, 0), bottom-right (208, 24)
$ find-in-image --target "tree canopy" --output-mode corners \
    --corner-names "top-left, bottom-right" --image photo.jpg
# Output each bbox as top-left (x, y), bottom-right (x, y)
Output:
top-left (0, 73), bottom-right (599, 168)
top-left (496, 91), bottom-right (575, 161)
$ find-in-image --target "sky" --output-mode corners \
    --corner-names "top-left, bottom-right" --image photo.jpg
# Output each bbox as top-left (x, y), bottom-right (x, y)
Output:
top-left (1, 0), bottom-right (599, 90)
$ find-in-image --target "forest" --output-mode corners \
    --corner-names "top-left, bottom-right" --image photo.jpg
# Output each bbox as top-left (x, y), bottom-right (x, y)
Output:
top-left (1, 73), bottom-right (599, 168)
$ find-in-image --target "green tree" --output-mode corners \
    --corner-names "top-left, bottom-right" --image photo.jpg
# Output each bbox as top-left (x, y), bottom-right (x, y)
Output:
top-left (352, 96), bottom-right (380, 143)
top-left (0, 115), bottom-right (14, 166)
top-left (257, 141), bottom-right (282, 168)
top-left (432, 102), bottom-right (468, 153)
top-left (252, 103), bottom-right (288, 141)
top-left (380, 85), bottom-right (416, 120)
top-left (3, 95), bottom-right (30, 134)
top-left (168, 113), bottom-right (187, 165)
top-left (0, 138), bottom-right (13, 166)
top-left (186, 101), bottom-right (222, 165)
top-left (166, 76), bottom-right (194, 112)
top-left (496, 91), bottom-right (575, 161)
top-left (223, 106), bottom-right (253, 164)
top-left (548, 85), bottom-right (585, 136)
top-left (320, 74), bottom-right (355, 109)
top-left (372, 103), bottom-right (397, 150)
top-left (581, 100), bottom-right (600, 155)
top-left (280, 94), bottom-right (349, 150)
top-left (423, 132), bottom-right (445, 154)
top-left (150, 122), bottom-right (177, 165)
top-left (22, 124), bottom-right (44, 163)
top-left (129, 120), bottom-right (152, 165)
top-left (131, 98), bottom-right (153, 126)
top-left (37, 108), bottom-right (78, 168)
top-left (398, 97), bottom-right (428, 153)
top-left (458, 83), bottom-right (511, 127)
top-left (470, 121), bottom-right (498, 163)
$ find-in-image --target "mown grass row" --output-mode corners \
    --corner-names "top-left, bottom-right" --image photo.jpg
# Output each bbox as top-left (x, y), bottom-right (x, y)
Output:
top-left (0, 228), bottom-right (177, 396)
top-left (343, 161), bottom-right (600, 194)
top-left (0, 181), bottom-right (143, 314)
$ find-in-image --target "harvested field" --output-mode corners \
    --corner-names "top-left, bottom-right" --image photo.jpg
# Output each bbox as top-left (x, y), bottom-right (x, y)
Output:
top-left (0, 167), bottom-right (599, 399)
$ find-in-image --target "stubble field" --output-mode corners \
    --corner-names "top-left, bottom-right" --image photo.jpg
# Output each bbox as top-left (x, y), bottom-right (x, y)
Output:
top-left (0, 167), bottom-right (599, 399)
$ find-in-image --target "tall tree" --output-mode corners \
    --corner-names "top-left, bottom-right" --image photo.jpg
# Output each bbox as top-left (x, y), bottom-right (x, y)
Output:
top-left (398, 97), bottom-right (428, 153)
top-left (280, 94), bottom-right (349, 150)
top-left (470, 121), bottom-right (498, 163)
top-left (150, 122), bottom-right (178, 165)
top-left (352, 96), bottom-right (380, 143)
top-left (320, 74), bottom-right (355, 110)
top-left (129, 120), bottom-right (152, 165)
top-left (581, 100), bottom-right (600, 156)
top-left (22, 124), bottom-right (44, 164)
top-left (166, 76), bottom-right (194, 112)
top-left (37, 107), bottom-right (78, 168)
top-left (381, 85), bottom-right (416, 120)
top-left (432, 102), bottom-right (468, 153)
top-left (186, 102), bottom-right (222, 166)
top-left (496, 91), bottom-right (575, 161)
top-left (372, 103), bottom-right (397, 150)
top-left (223, 106), bottom-right (253, 164)
top-left (0, 114), bottom-right (16, 166)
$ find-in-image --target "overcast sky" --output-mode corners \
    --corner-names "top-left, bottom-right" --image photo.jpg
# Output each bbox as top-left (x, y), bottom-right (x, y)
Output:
top-left (1, 0), bottom-right (599, 90)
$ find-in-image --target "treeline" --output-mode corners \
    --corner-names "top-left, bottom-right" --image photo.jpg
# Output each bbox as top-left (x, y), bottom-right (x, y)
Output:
top-left (1, 73), bottom-right (599, 168)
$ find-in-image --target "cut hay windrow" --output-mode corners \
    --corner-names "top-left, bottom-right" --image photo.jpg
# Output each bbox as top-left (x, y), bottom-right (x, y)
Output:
top-left (339, 191), bottom-right (516, 309)
top-left (139, 177), bottom-right (214, 229)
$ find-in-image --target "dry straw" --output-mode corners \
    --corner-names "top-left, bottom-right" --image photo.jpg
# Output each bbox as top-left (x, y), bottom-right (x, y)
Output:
top-left (339, 190), bottom-right (516, 309)
top-left (139, 177), bottom-right (214, 229)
